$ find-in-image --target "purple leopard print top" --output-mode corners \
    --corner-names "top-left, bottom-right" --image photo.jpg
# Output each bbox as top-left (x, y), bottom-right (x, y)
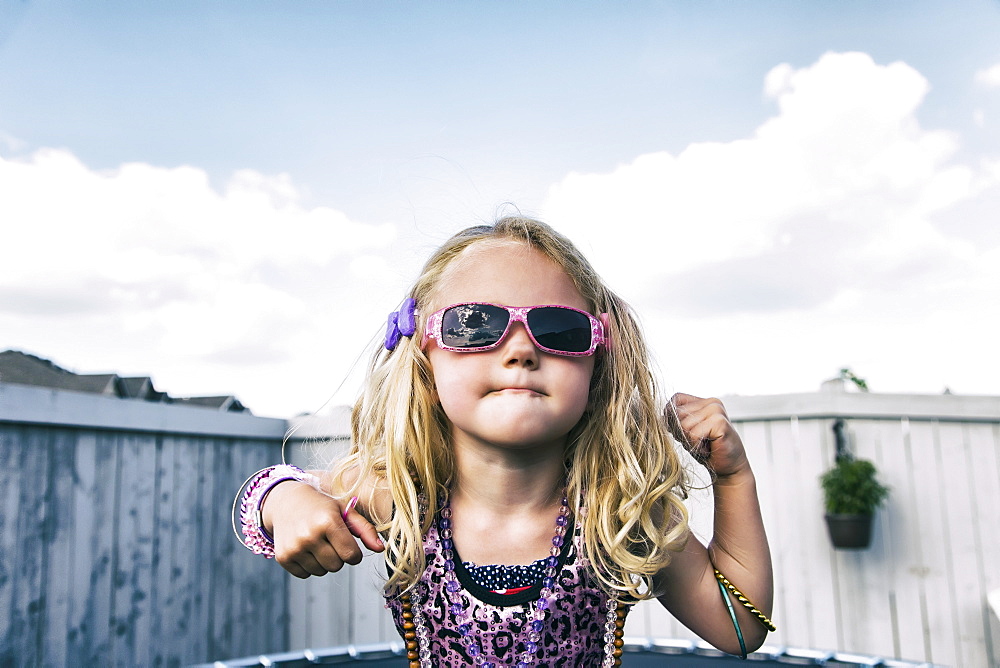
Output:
top-left (385, 513), bottom-right (630, 666)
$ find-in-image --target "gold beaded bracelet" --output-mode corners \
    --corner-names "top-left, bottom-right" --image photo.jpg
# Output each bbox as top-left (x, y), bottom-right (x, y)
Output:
top-left (713, 569), bottom-right (776, 632)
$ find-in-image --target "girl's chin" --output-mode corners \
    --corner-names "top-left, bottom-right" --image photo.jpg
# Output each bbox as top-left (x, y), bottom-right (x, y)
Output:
top-left (460, 424), bottom-right (574, 452)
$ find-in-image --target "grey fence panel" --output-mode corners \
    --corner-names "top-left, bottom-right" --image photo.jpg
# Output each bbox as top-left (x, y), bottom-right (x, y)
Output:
top-left (0, 384), bottom-right (289, 667)
top-left (41, 427), bottom-right (79, 668)
top-left (0, 427), bottom-right (18, 658)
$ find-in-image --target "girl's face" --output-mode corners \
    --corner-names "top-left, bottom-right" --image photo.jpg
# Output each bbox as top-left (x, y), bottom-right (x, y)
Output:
top-left (425, 241), bottom-right (596, 454)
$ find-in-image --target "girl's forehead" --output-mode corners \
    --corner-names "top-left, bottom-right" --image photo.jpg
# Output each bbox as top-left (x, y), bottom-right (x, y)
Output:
top-left (430, 241), bottom-right (589, 312)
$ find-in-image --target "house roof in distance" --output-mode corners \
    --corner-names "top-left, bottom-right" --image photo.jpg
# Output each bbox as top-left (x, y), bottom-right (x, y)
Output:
top-left (0, 349), bottom-right (249, 413)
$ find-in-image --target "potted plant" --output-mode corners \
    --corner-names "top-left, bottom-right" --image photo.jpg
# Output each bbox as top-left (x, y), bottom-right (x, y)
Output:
top-left (820, 455), bottom-right (889, 549)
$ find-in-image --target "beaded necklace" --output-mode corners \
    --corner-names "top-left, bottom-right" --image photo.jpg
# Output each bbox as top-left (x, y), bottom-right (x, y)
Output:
top-left (399, 493), bottom-right (627, 667)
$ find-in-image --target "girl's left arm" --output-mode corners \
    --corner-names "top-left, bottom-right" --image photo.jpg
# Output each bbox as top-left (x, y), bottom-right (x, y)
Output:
top-left (653, 393), bottom-right (774, 655)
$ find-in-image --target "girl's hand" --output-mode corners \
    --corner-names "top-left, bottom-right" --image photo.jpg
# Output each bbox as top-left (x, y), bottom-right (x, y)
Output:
top-left (666, 393), bottom-right (750, 479)
top-left (261, 480), bottom-right (384, 579)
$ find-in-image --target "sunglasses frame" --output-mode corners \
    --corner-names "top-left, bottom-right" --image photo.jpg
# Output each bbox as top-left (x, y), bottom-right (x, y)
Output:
top-left (424, 302), bottom-right (606, 357)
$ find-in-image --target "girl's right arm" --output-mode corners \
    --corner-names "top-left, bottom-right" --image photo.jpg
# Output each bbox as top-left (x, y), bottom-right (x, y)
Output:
top-left (261, 469), bottom-right (388, 579)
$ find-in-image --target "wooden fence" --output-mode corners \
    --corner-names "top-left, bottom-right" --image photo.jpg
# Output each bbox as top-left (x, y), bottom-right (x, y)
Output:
top-left (5, 381), bottom-right (996, 666)
top-left (0, 383), bottom-right (289, 667)
top-left (285, 387), bottom-right (1000, 667)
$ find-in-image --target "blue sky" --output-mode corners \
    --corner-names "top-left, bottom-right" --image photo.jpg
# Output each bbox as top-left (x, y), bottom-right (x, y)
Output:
top-left (3, 1), bottom-right (1000, 417)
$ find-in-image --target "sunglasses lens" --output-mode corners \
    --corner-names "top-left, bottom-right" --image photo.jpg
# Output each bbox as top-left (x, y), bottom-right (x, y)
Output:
top-left (440, 304), bottom-right (510, 349)
top-left (526, 307), bottom-right (592, 353)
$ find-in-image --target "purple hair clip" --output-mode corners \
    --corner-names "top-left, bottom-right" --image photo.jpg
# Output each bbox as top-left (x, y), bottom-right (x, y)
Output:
top-left (384, 298), bottom-right (417, 351)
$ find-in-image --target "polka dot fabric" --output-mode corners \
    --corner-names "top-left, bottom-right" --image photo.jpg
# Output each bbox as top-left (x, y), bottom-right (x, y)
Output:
top-left (464, 559), bottom-right (547, 592)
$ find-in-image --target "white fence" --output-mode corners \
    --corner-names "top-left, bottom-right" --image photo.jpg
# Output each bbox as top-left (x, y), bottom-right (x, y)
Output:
top-left (286, 386), bottom-right (1000, 667)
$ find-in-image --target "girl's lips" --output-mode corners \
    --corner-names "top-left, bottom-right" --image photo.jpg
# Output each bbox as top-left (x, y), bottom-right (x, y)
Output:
top-left (493, 387), bottom-right (544, 396)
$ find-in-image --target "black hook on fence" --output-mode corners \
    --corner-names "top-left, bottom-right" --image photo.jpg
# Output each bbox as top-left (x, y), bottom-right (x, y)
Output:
top-left (832, 419), bottom-right (851, 462)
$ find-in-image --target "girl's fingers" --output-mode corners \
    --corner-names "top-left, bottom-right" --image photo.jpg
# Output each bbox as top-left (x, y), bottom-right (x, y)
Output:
top-left (671, 392), bottom-right (698, 407)
top-left (668, 395), bottom-right (708, 443)
top-left (664, 399), bottom-right (686, 442)
top-left (668, 393), bottom-right (734, 466)
top-left (326, 528), bottom-right (364, 567)
top-left (292, 552), bottom-right (338, 578)
top-left (283, 562), bottom-right (311, 579)
top-left (304, 533), bottom-right (353, 571)
top-left (268, 486), bottom-right (384, 578)
top-left (671, 394), bottom-right (726, 433)
top-left (341, 496), bottom-right (359, 519)
top-left (686, 437), bottom-right (713, 465)
top-left (274, 532), bottom-right (330, 576)
top-left (342, 502), bottom-right (386, 554)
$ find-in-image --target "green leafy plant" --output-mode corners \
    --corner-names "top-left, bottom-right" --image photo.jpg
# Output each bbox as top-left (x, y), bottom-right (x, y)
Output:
top-left (820, 457), bottom-right (889, 515)
top-left (839, 367), bottom-right (869, 392)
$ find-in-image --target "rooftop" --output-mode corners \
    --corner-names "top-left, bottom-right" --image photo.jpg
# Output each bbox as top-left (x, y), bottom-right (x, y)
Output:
top-left (0, 349), bottom-right (249, 413)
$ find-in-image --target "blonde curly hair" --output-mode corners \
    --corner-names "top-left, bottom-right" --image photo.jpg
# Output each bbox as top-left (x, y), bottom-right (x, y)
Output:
top-left (334, 215), bottom-right (690, 600)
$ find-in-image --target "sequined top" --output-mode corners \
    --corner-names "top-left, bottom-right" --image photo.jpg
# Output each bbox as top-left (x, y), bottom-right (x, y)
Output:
top-left (386, 515), bottom-right (630, 666)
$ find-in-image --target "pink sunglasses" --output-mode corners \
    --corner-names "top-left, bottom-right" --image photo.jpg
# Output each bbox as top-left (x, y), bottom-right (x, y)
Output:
top-left (424, 302), bottom-right (606, 357)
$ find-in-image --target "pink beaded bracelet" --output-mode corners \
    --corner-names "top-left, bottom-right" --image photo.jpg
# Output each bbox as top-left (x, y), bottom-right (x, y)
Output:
top-left (236, 464), bottom-right (320, 558)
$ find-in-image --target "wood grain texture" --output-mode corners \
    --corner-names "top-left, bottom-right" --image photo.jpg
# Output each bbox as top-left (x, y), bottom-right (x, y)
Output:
top-left (0, 421), bottom-right (285, 666)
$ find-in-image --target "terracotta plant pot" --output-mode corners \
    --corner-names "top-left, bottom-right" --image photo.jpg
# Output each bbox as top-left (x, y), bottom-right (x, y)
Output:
top-left (824, 513), bottom-right (874, 549)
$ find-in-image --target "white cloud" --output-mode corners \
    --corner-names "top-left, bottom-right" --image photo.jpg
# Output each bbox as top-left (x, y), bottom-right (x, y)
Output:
top-left (974, 62), bottom-right (1000, 87)
top-left (1, 150), bottom-right (392, 289)
top-left (542, 52), bottom-right (1000, 397)
top-left (543, 52), bottom-right (994, 308)
top-left (6, 50), bottom-right (1000, 411)
top-left (0, 148), bottom-right (399, 415)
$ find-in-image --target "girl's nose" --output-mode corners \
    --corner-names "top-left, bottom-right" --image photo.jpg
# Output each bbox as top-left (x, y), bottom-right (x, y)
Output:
top-left (501, 322), bottom-right (538, 368)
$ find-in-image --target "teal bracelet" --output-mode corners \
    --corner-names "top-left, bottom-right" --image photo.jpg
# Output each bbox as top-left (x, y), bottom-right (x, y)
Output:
top-left (713, 569), bottom-right (776, 632)
top-left (717, 578), bottom-right (747, 659)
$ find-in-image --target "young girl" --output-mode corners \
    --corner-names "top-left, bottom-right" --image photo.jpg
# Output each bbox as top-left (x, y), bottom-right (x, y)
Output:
top-left (238, 216), bottom-right (774, 666)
